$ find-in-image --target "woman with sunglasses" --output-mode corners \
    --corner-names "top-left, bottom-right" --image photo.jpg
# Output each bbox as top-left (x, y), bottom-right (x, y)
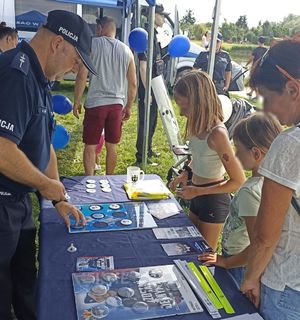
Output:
top-left (241, 38), bottom-right (300, 320)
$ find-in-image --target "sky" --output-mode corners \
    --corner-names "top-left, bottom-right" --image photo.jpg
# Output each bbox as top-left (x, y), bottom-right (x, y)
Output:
top-left (162, 0), bottom-right (300, 28)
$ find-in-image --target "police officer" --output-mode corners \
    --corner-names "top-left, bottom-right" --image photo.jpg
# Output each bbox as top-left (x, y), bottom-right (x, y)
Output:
top-left (193, 32), bottom-right (232, 96)
top-left (245, 36), bottom-right (267, 99)
top-left (135, 3), bottom-right (169, 165)
top-left (0, 10), bottom-right (97, 319)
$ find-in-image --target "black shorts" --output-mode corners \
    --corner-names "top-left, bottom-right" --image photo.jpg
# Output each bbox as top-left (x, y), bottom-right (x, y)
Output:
top-left (190, 181), bottom-right (230, 223)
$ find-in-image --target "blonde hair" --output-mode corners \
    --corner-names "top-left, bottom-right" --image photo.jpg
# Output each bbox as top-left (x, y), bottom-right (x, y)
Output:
top-left (173, 70), bottom-right (224, 138)
top-left (233, 112), bottom-right (282, 154)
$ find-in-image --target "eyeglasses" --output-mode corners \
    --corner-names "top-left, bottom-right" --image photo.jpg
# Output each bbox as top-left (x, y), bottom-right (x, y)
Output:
top-left (259, 50), bottom-right (300, 84)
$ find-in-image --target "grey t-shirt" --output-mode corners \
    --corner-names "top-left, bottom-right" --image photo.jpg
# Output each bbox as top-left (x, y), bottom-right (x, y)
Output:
top-left (259, 126), bottom-right (300, 291)
top-left (85, 36), bottom-right (132, 108)
top-left (222, 176), bottom-right (263, 256)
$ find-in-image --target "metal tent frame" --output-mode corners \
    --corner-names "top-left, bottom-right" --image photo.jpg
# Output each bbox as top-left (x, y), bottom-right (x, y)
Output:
top-left (140, 0), bottom-right (222, 169)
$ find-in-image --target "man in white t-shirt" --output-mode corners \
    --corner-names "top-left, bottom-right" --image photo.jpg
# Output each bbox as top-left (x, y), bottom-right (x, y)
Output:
top-left (74, 16), bottom-right (137, 175)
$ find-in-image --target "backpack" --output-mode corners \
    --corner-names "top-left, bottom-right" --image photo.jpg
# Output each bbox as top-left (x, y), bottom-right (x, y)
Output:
top-left (224, 98), bottom-right (255, 139)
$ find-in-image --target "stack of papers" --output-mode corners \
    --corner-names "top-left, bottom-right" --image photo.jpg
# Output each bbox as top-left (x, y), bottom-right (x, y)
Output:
top-left (147, 202), bottom-right (180, 219)
top-left (124, 179), bottom-right (171, 200)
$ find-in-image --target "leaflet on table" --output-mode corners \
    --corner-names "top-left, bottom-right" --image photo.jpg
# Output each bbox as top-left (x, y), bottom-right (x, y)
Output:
top-left (161, 239), bottom-right (212, 256)
top-left (146, 202), bottom-right (180, 219)
top-left (76, 256), bottom-right (114, 272)
top-left (153, 226), bottom-right (202, 239)
top-left (72, 264), bottom-right (203, 320)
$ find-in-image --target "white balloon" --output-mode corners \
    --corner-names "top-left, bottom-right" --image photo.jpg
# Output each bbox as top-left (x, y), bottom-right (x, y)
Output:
top-left (218, 94), bottom-right (233, 123)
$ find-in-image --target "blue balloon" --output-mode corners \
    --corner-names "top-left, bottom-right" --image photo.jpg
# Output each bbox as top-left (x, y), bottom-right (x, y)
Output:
top-left (146, 0), bottom-right (156, 5)
top-left (52, 124), bottom-right (70, 150)
top-left (52, 94), bottom-right (72, 115)
top-left (168, 35), bottom-right (191, 57)
top-left (129, 28), bottom-right (148, 53)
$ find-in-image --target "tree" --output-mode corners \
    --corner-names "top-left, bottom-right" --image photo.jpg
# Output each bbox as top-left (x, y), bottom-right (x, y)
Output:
top-left (191, 23), bottom-right (206, 41)
top-left (221, 19), bottom-right (238, 41)
top-left (262, 21), bottom-right (273, 38)
top-left (245, 30), bottom-right (256, 43)
top-left (218, 14), bottom-right (299, 44)
top-left (236, 15), bottom-right (248, 30)
top-left (180, 9), bottom-right (196, 34)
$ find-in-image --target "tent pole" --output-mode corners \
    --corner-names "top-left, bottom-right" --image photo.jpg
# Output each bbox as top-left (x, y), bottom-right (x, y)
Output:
top-left (208, 0), bottom-right (222, 78)
top-left (141, 4), bottom-right (155, 169)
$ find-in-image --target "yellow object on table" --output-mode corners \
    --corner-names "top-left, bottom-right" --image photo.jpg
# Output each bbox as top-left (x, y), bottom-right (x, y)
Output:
top-left (124, 179), bottom-right (171, 200)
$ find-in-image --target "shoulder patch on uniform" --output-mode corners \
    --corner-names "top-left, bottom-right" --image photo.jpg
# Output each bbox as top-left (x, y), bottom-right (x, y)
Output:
top-left (11, 51), bottom-right (30, 75)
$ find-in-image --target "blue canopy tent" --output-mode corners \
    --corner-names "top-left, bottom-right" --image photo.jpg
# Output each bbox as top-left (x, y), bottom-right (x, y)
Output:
top-left (15, 10), bottom-right (47, 31)
top-left (54, 0), bottom-right (133, 9)
top-left (53, 0), bottom-right (133, 39)
top-left (55, 0), bottom-right (118, 7)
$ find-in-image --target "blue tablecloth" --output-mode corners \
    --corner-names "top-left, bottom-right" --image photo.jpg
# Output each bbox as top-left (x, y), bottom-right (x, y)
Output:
top-left (37, 174), bottom-right (256, 320)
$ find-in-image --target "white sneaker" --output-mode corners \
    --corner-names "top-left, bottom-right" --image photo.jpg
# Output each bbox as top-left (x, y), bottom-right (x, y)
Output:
top-left (95, 164), bottom-right (101, 171)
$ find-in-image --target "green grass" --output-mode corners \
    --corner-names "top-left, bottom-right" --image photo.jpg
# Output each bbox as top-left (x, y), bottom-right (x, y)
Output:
top-left (221, 43), bottom-right (257, 52)
top-left (53, 81), bottom-right (186, 178)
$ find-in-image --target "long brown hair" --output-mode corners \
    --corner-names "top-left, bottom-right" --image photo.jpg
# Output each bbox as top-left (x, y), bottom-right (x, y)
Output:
top-left (173, 70), bottom-right (224, 138)
top-left (233, 112), bottom-right (282, 154)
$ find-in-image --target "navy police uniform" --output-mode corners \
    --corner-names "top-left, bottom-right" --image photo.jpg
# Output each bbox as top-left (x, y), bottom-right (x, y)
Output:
top-left (135, 29), bottom-right (164, 163)
top-left (193, 50), bottom-right (232, 95)
top-left (0, 41), bottom-right (53, 319)
top-left (252, 46), bottom-right (268, 64)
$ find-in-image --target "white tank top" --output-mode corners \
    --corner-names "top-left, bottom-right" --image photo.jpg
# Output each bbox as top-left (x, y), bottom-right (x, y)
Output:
top-left (189, 124), bottom-right (227, 179)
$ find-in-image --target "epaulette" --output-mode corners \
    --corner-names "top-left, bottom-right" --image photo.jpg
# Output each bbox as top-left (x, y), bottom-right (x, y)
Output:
top-left (11, 51), bottom-right (30, 75)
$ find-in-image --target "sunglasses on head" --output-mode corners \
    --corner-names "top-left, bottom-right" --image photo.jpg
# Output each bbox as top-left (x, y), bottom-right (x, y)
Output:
top-left (259, 50), bottom-right (300, 84)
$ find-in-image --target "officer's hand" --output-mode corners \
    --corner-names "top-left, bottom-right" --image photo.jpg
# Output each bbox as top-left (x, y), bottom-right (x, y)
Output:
top-left (73, 101), bottom-right (82, 119)
top-left (223, 85), bottom-right (229, 92)
top-left (54, 201), bottom-right (86, 228)
top-left (39, 179), bottom-right (66, 201)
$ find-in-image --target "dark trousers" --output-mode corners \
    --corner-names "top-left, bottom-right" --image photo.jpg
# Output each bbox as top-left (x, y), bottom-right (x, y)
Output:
top-left (135, 86), bottom-right (158, 163)
top-left (214, 80), bottom-right (230, 97)
top-left (0, 194), bottom-right (37, 320)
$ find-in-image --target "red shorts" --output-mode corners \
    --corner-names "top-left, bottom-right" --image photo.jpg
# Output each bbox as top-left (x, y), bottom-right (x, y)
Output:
top-left (83, 104), bottom-right (123, 145)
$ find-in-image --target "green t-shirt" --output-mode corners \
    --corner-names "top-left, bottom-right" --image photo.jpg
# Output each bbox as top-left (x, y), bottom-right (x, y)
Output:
top-left (222, 176), bottom-right (264, 256)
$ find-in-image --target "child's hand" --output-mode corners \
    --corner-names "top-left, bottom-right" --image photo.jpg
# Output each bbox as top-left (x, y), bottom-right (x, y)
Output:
top-left (169, 171), bottom-right (188, 191)
top-left (176, 186), bottom-right (199, 200)
top-left (198, 253), bottom-right (227, 268)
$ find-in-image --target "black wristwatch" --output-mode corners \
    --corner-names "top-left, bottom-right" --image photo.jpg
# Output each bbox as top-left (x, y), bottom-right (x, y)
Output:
top-left (52, 199), bottom-right (68, 207)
